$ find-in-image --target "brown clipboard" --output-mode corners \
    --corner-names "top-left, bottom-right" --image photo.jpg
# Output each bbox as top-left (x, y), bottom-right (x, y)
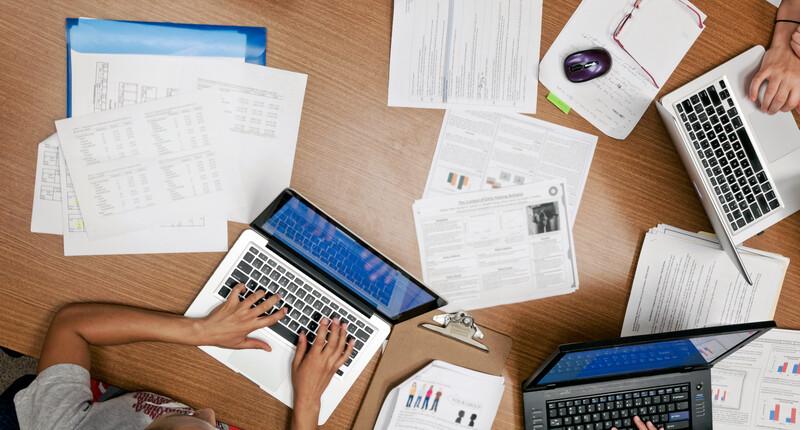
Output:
top-left (353, 311), bottom-right (512, 429)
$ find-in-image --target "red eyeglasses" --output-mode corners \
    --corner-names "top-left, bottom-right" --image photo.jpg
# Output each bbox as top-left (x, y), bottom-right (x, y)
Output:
top-left (613, 0), bottom-right (705, 88)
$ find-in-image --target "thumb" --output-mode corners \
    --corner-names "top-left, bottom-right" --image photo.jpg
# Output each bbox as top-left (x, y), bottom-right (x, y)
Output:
top-left (238, 337), bottom-right (272, 352)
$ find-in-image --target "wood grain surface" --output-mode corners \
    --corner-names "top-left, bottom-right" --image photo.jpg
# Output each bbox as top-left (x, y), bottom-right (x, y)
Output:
top-left (0, 1), bottom-right (798, 429)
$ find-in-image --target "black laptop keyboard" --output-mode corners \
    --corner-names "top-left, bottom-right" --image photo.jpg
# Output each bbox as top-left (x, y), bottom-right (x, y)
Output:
top-left (545, 384), bottom-right (691, 430)
top-left (217, 244), bottom-right (376, 376)
top-left (676, 77), bottom-right (780, 233)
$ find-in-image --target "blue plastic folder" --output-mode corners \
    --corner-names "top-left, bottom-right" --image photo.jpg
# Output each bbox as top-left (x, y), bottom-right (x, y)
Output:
top-left (65, 18), bottom-right (267, 117)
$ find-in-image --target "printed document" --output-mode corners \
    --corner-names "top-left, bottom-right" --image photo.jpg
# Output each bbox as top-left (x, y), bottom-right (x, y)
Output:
top-left (712, 329), bottom-right (800, 429)
top-left (423, 111), bottom-right (597, 222)
top-left (374, 360), bottom-right (505, 430)
top-left (69, 51), bottom-right (241, 116)
top-left (621, 225), bottom-right (788, 336)
top-left (30, 134), bottom-right (63, 235)
top-left (413, 180), bottom-right (578, 311)
top-left (539, 0), bottom-right (705, 139)
top-left (196, 63), bottom-right (308, 222)
top-left (388, 0), bottom-right (542, 113)
top-left (58, 154), bottom-right (228, 255)
top-left (56, 91), bottom-right (231, 239)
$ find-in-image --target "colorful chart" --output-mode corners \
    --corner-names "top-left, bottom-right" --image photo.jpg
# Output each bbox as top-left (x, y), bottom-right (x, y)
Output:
top-left (446, 172), bottom-right (469, 190)
top-left (769, 353), bottom-right (800, 380)
top-left (711, 368), bottom-right (745, 409)
top-left (758, 396), bottom-right (800, 427)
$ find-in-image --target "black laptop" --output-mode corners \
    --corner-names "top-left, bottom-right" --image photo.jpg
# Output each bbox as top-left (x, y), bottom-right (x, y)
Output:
top-left (522, 321), bottom-right (775, 430)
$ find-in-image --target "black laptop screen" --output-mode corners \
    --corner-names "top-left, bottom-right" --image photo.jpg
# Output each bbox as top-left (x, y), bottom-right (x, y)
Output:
top-left (536, 331), bottom-right (756, 385)
top-left (259, 196), bottom-right (437, 319)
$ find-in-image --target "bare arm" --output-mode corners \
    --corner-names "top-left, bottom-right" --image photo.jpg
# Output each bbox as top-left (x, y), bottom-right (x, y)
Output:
top-left (37, 284), bottom-right (285, 372)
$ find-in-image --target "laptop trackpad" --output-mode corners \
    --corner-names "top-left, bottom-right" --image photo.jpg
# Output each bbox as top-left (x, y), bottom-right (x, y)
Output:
top-left (229, 346), bottom-right (292, 391)
top-left (750, 112), bottom-right (800, 163)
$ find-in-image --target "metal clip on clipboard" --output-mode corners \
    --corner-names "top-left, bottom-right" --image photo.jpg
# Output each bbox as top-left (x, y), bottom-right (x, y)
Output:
top-left (420, 311), bottom-right (489, 352)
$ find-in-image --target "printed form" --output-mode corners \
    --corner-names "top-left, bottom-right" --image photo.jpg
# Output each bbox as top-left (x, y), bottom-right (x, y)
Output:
top-left (56, 91), bottom-right (232, 239)
top-left (30, 134), bottom-right (63, 234)
top-left (55, 52), bottom-right (241, 254)
top-left (621, 225), bottom-right (788, 337)
top-left (413, 180), bottom-right (578, 311)
top-left (196, 63), bottom-right (308, 223)
top-left (388, 0), bottom-right (542, 113)
top-left (712, 329), bottom-right (800, 429)
top-left (423, 111), bottom-right (597, 223)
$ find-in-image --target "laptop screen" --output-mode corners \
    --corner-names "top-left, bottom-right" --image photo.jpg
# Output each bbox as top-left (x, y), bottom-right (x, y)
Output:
top-left (258, 196), bottom-right (438, 320)
top-left (535, 330), bottom-right (757, 385)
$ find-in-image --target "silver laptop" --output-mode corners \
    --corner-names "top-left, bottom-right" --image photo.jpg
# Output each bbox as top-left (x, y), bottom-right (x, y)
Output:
top-left (185, 188), bottom-right (446, 424)
top-left (657, 45), bottom-right (800, 284)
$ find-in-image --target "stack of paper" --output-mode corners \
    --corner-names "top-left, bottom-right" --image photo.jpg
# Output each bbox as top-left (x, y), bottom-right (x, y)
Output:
top-left (711, 329), bottom-right (800, 428)
top-left (413, 111), bottom-right (596, 310)
top-left (374, 360), bottom-right (505, 430)
top-left (30, 19), bottom-right (308, 256)
top-left (622, 224), bottom-right (789, 337)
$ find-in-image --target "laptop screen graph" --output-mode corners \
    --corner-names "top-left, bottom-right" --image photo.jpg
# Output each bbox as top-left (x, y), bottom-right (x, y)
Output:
top-left (537, 331), bottom-right (756, 385)
top-left (260, 196), bottom-right (437, 319)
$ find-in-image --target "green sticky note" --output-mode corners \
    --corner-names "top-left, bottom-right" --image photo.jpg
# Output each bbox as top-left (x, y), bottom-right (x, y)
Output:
top-left (547, 92), bottom-right (570, 114)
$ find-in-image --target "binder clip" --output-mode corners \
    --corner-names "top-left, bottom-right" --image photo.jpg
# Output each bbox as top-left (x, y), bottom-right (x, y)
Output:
top-left (420, 311), bottom-right (489, 352)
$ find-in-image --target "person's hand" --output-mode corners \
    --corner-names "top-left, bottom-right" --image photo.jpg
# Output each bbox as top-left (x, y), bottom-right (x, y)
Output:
top-left (749, 43), bottom-right (800, 114)
top-left (195, 284), bottom-right (286, 351)
top-left (612, 416), bottom-right (664, 430)
top-left (290, 318), bottom-right (355, 429)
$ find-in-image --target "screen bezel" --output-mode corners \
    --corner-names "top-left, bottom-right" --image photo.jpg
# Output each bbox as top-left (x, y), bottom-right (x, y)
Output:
top-left (250, 188), bottom-right (447, 324)
top-left (522, 321), bottom-right (775, 392)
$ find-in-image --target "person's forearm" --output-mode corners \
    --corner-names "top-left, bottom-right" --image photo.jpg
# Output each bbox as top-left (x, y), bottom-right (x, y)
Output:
top-left (53, 303), bottom-right (203, 346)
top-left (37, 303), bottom-right (202, 371)
top-left (775, 0), bottom-right (800, 47)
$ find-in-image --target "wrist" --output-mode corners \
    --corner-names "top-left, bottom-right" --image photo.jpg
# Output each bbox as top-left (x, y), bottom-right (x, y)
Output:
top-left (188, 318), bottom-right (208, 346)
top-left (771, 24), bottom-right (796, 50)
top-left (291, 398), bottom-right (321, 430)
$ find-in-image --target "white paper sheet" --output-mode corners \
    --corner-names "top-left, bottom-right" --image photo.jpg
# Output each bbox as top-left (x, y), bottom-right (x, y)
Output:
top-left (69, 51), bottom-right (242, 116)
top-left (413, 180), bottom-right (578, 311)
top-left (58, 153), bottom-right (228, 256)
top-left (712, 329), bottom-right (800, 428)
top-left (423, 111), bottom-right (597, 223)
top-left (616, 0), bottom-right (706, 88)
top-left (388, 0), bottom-right (542, 113)
top-left (375, 360), bottom-right (505, 430)
top-left (30, 134), bottom-right (63, 234)
top-left (621, 225), bottom-right (788, 336)
top-left (195, 63), bottom-right (308, 222)
top-left (539, 0), bottom-right (705, 139)
top-left (56, 91), bottom-right (231, 239)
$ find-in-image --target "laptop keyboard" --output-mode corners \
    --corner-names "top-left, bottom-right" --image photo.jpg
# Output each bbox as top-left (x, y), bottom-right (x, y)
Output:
top-left (676, 77), bottom-right (780, 233)
top-left (217, 243), bottom-right (376, 376)
top-left (545, 384), bottom-right (691, 430)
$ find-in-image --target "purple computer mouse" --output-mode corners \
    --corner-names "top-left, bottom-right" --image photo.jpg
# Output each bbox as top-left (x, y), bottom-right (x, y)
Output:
top-left (564, 48), bottom-right (612, 83)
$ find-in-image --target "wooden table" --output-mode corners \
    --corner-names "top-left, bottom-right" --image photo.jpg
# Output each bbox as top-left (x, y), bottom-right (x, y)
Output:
top-left (1, 0), bottom-right (797, 428)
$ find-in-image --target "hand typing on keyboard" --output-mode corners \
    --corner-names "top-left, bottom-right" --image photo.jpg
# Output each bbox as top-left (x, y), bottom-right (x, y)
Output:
top-left (612, 416), bottom-right (664, 430)
top-left (291, 317), bottom-right (355, 430)
top-left (200, 284), bottom-right (287, 351)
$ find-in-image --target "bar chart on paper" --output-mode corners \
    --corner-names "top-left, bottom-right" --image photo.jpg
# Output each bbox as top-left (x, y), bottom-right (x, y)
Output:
top-left (711, 368), bottom-right (745, 409)
top-left (770, 353), bottom-right (800, 379)
top-left (759, 396), bottom-right (799, 427)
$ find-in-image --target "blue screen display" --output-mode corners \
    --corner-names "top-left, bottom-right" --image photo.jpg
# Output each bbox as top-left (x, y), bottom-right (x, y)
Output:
top-left (261, 197), bottom-right (436, 319)
top-left (537, 331), bottom-right (756, 385)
